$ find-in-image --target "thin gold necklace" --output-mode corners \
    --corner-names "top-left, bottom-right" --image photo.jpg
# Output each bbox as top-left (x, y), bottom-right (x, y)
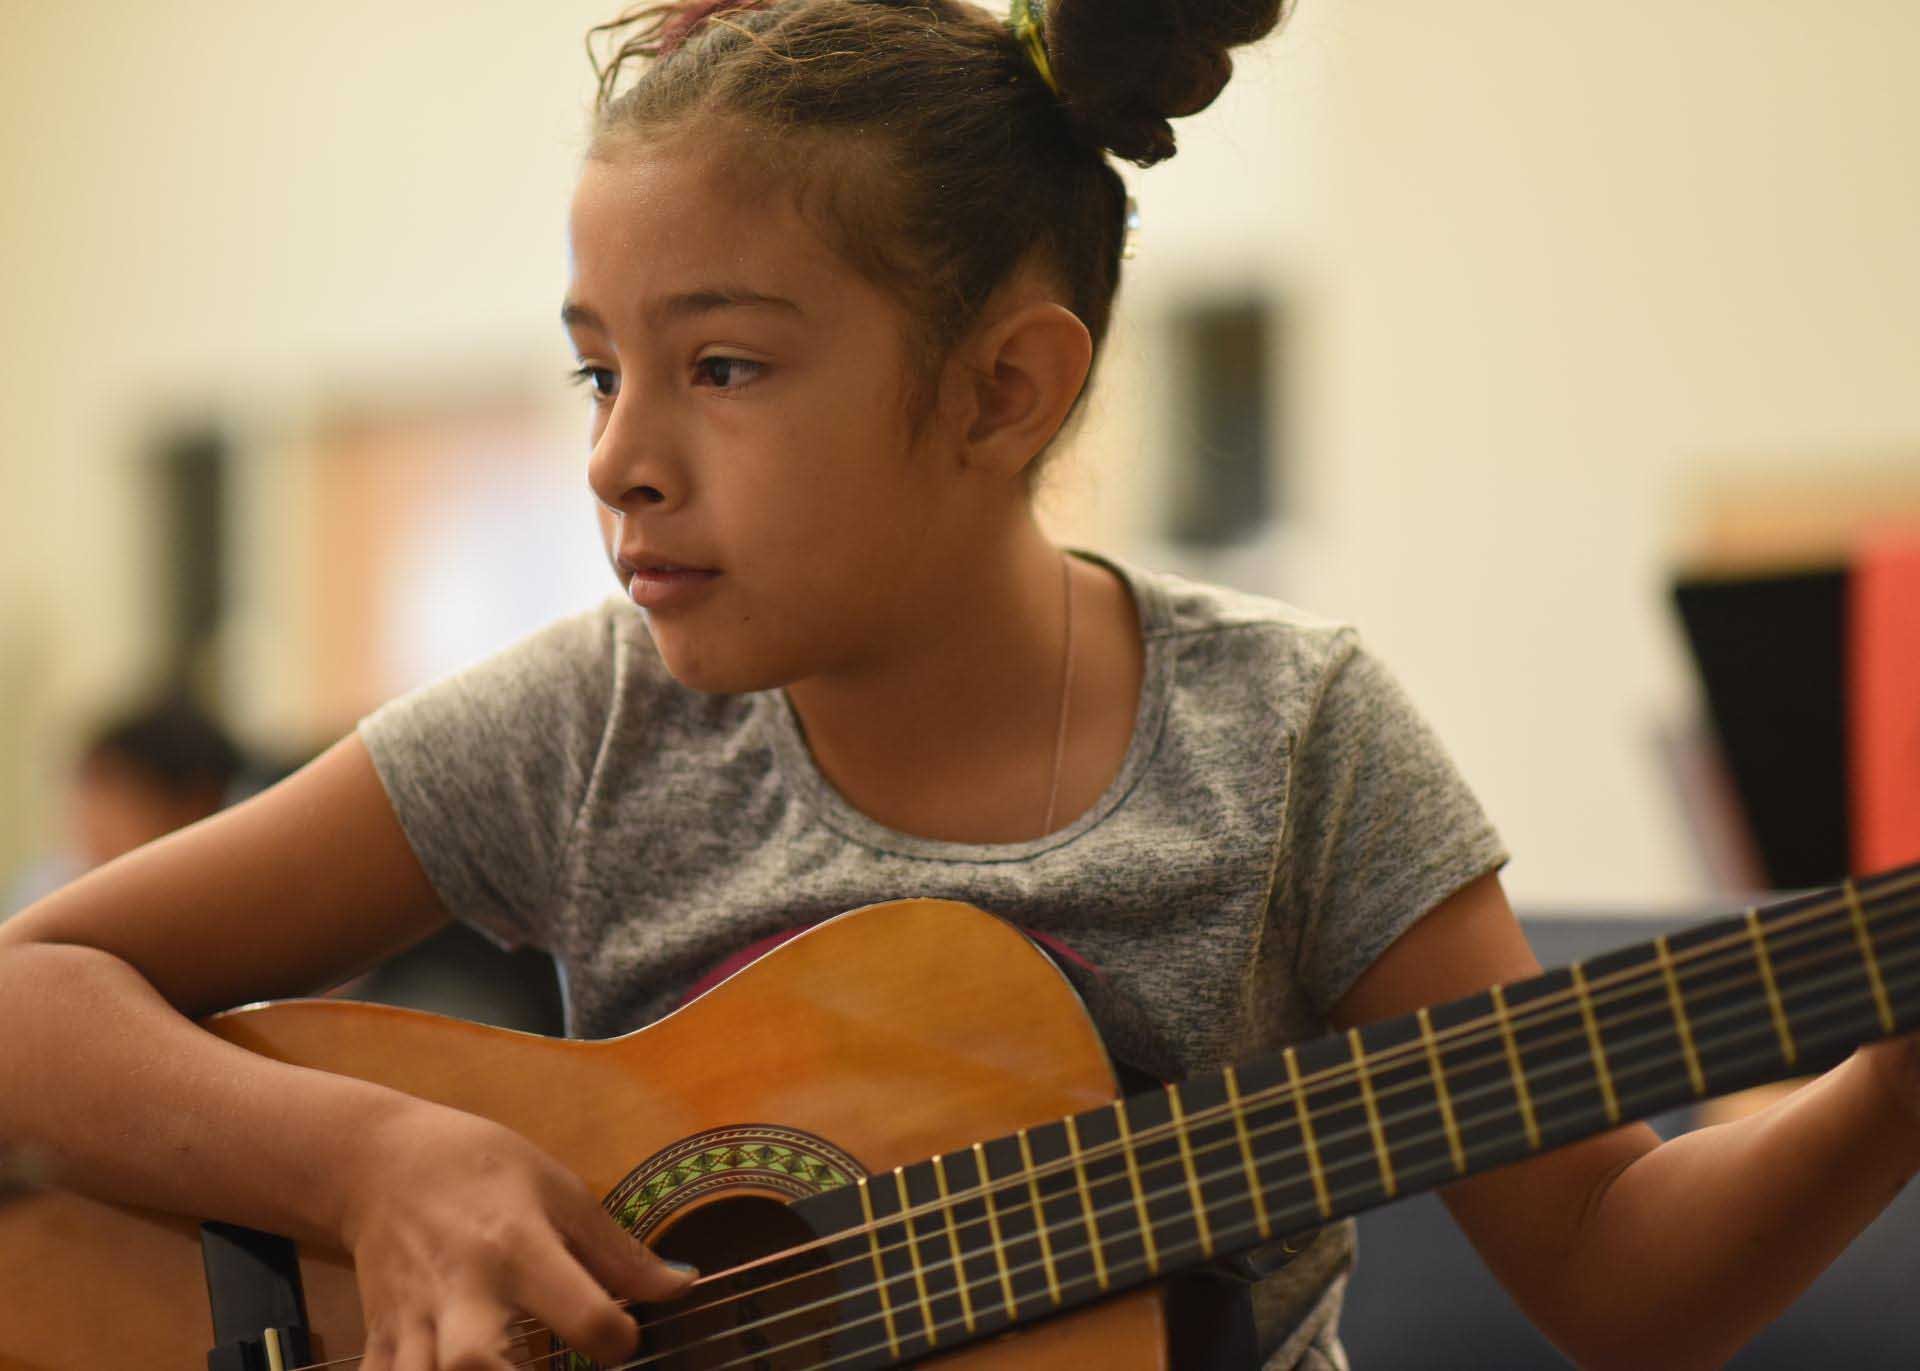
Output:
top-left (1040, 551), bottom-right (1076, 835)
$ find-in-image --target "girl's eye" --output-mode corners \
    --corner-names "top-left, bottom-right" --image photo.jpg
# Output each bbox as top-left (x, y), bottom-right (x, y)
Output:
top-left (568, 365), bottom-right (618, 403)
top-left (694, 356), bottom-right (765, 390)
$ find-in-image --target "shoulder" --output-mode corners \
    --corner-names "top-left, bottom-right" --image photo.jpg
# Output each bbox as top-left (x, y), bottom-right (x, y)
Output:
top-left (1107, 555), bottom-right (1363, 717)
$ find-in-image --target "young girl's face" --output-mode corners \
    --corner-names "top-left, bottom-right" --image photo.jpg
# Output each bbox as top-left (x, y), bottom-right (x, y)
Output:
top-left (566, 144), bottom-right (970, 695)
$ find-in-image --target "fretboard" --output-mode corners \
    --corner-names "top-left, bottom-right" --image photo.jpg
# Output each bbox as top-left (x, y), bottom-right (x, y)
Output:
top-left (687, 860), bottom-right (1920, 1368)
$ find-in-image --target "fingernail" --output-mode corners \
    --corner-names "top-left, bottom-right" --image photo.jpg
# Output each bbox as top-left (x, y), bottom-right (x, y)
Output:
top-left (664, 1260), bottom-right (700, 1279)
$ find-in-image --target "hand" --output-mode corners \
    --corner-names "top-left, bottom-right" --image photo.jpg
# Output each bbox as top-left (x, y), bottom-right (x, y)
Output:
top-left (338, 1103), bottom-right (696, 1370)
top-left (1856, 1034), bottom-right (1920, 1130)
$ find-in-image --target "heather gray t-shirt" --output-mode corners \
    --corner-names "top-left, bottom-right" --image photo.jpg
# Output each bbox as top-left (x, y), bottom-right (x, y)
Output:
top-left (359, 555), bottom-right (1507, 1369)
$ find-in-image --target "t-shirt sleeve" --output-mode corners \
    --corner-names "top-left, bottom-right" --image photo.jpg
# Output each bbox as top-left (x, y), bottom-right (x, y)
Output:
top-left (356, 602), bottom-right (622, 951)
top-left (1282, 631), bottom-right (1509, 1016)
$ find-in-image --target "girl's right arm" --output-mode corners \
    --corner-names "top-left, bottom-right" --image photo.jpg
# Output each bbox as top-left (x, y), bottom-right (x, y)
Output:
top-left (0, 734), bottom-right (692, 1370)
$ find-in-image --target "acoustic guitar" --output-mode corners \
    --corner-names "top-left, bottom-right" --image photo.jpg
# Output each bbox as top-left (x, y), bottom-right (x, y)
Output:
top-left (3, 860), bottom-right (1918, 1369)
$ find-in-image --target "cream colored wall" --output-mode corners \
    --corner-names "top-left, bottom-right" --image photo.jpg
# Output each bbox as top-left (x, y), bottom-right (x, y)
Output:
top-left (1066, 0), bottom-right (1920, 907)
top-left (1, 0), bottom-right (614, 878)
top-left (4, 1), bottom-right (1918, 907)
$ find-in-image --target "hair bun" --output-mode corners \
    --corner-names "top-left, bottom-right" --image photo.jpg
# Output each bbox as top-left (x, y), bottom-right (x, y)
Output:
top-left (1046, 0), bottom-right (1288, 166)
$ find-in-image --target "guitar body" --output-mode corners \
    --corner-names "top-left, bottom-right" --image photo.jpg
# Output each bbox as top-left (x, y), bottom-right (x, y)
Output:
top-left (0, 900), bottom-right (1167, 1369)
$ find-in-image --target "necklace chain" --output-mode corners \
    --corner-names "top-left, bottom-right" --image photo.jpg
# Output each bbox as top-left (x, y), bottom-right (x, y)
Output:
top-left (1040, 551), bottom-right (1076, 835)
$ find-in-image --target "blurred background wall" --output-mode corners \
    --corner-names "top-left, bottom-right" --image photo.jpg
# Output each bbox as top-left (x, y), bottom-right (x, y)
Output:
top-left (5, 0), bottom-right (1919, 912)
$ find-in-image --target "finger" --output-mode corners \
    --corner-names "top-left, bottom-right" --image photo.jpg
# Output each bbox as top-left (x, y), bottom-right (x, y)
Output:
top-left (358, 1326), bottom-right (398, 1371)
top-left (565, 1200), bottom-right (701, 1305)
top-left (512, 1227), bottom-right (648, 1366)
top-left (435, 1295), bottom-right (521, 1371)
top-left (390, 1316), bottom-right (438, 1371)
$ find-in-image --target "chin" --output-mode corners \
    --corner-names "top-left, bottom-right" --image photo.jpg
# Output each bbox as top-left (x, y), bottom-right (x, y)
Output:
top-left (642, 618), bottom-right (789, 697)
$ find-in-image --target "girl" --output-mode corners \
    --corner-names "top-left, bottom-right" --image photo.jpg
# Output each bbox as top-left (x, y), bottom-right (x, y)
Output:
top-left (3, 1), bottom-right (1919, 1368)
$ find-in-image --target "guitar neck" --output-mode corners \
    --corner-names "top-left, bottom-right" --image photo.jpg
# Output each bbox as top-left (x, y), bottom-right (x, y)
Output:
top-left (824, 862), bottom-right (1920, 1358)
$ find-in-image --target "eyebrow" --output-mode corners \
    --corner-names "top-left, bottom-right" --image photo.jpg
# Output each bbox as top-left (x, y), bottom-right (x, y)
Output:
top-left (560, 288), bottom-right (804, 331)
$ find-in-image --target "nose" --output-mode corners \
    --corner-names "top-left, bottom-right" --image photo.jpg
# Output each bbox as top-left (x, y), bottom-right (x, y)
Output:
top-left (586, 401), bottom-right (686, 515)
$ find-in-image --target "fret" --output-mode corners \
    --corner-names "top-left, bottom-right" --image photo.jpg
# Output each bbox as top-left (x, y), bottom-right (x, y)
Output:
top-left (1347, 1029), bottom-right (1396, 1197)
top-left (856, 1176), bottom-right (903, 1361)
top-left (1859, 865), bottom-right (1920, 1036)
top-left (1292, 1033), bottom-right (1389, 1218)
top-left (854, 1165), bottom-right (939, 1360)
top-left (785, 1178), bottom-right (894, 1371)
top-left (1062, 1103), bottom-right (1150, 1283)
top-left (894, 1164), bottom-right (943, 1349)
top-left (1504, 969), bottom-right (1613, 1150)
top-left (1060, 1114), bottom-right (1111, 1292)
top-left (1227, 1054), bottom-right (1323, 1237)
top-left (1111, 1100), bottom-right (1159, 1276)
top-left (1353, 1012), bottom-right (1453, 1196)
top-left (1221, 1066), bottom-right (1274, 1241)
top-left (972, 1142), bottom-right (1018, 1324)
top-left (1758, 887), bottom-right (1886, 1070)
top-left (1654, 937), bottom-right (1706, 1097)
top-left (1418, 1008), bottom-right (1467, 1177)
top-left (1284, 1047), bottom-right (1332, 1220)
top-left (936, 1144), bottom-right (1014, 1342)
top-left (1171, 1071), bottom-right (1265, 1260)
top-left (930, 1154), bottom-right (976, 1335)
top-left (1584, 940), bottom-right (1686, 1122)
top-left (1020, 1119), bottom-right (1098, 1304)
top-left (1846, 880), bottom-right (1896, 1034)
top-left (1426, 990), bottom-right (1529, 1174)
top-left (1747, 907), bottom-right (1798, 1067)
top-left (1006, 1121), bottom-right (1067, 1313)
top-left (1113, 1087), bottom-right (1208, 1275)
top-left (1488, 984), bottom-right (1541, 1151)
top-left (1569, 963), bottom-right (1620, 1124)
top-left (1664, 921), bottom-right (1761, 1096)
top-left (1164, 1084), bottom-right (1215, 1259)
top-left (1159, 1085), bottom-right (1214, 1259)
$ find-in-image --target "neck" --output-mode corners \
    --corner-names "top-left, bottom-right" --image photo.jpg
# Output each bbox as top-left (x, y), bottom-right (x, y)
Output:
top-left (784, 512), bottom-right (1070, 843)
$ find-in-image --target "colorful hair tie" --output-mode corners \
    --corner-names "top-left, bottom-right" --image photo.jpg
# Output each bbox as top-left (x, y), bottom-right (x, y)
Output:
top-left (1009, 0), bottom-right (1061, 97)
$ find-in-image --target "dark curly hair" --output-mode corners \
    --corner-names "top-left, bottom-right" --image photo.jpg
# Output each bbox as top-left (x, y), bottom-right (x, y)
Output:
top-left (586, 0), bottom-right (1289, 431)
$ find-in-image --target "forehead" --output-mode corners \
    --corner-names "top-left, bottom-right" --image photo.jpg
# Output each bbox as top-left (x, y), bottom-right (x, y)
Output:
top-left (567, 146), bottom-right (861, 322)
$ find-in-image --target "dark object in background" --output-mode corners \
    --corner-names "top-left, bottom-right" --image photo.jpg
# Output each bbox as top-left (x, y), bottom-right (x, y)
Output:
top-left (1672, 569), bottom-right (1849, 890)
top-left (1167, 297), bottom-right (1277, 547)
top-left (157, 425), bottom-right (229, 686)
top-left (85, 694), bottom-right (244, 802)
top-left (68, 693), bottom-right (246, 871)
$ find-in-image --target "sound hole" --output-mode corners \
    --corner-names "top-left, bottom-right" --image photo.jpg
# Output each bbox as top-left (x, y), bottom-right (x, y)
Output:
top-left (636, 1193), bottom-right (838, 1370)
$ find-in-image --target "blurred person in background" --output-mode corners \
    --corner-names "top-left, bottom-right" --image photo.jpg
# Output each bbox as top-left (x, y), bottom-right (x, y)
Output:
top-left (2, 693), bottom-right (244, 917)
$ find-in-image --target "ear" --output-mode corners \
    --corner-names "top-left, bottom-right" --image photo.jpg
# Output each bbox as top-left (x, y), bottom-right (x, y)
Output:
top-left (953, 299), bottom-right (1093, 476)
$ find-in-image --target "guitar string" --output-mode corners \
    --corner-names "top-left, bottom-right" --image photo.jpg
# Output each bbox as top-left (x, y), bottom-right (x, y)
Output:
top-left (506, 874), bottom-right (1920, 1343)
top-left (480, 875), bottom-right (1920, 1360)
top-left (284, 872), bottom-right (1920, 1371)
top-left (564, 950), bottom-right (1920, 1371)
top-left (478, 921), bottom-right (1920, 1371)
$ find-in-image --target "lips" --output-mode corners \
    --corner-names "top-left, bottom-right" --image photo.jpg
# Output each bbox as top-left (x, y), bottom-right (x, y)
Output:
top-left (616, 549), bottom-right (721, 610)
top-left (615, 548), bottom-right (718, 579)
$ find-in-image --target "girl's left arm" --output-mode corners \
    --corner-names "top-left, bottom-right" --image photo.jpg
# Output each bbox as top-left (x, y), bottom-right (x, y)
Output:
top-left (1334, 870), bottom-right (1920, 1371)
